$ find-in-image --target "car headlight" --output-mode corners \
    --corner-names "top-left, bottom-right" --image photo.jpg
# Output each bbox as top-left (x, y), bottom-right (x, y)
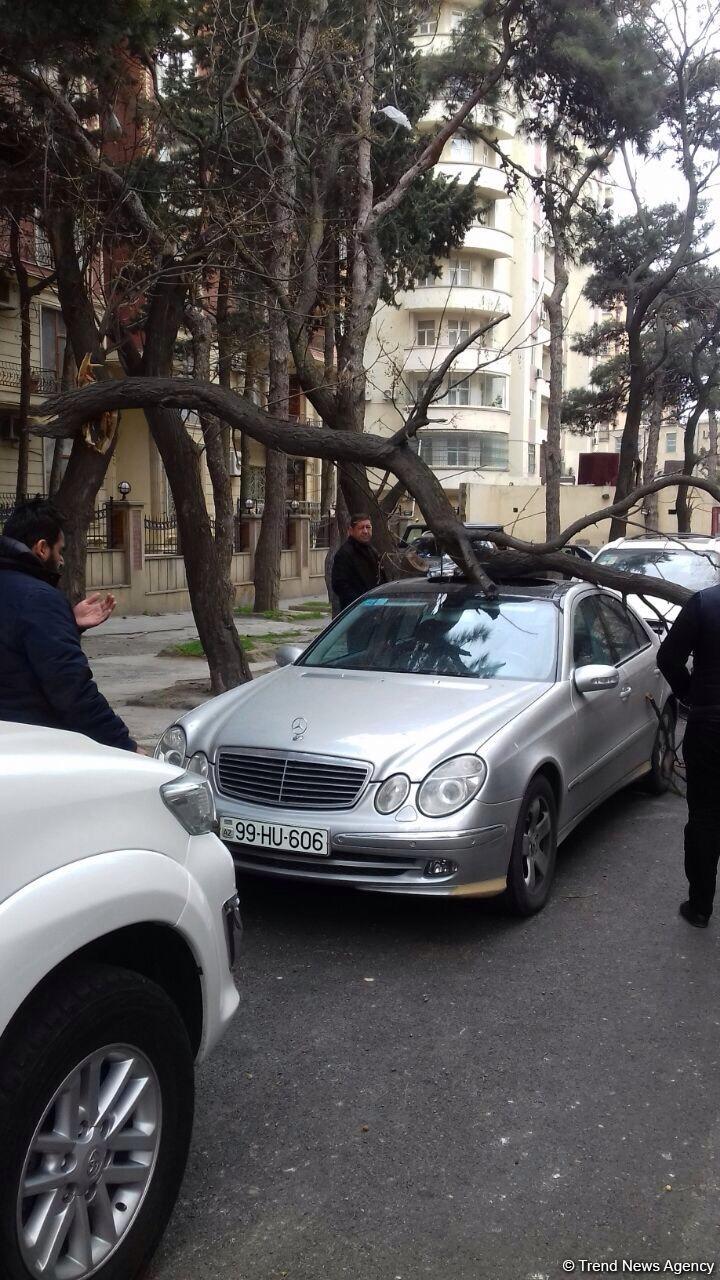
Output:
top-left (155, 725), bottom-right (187, 768)
top-left (375, 774), bottom-right (411, 815)
top-left (160, 773), bottom-right (216, 835)
top-left (417, 756), bottom-right (487, 817)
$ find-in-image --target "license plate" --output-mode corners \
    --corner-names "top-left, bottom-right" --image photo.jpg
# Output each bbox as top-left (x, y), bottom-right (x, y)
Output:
top-left (219, 816), bottom-right (330, 857)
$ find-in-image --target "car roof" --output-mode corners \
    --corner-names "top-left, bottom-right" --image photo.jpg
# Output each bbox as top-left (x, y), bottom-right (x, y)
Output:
top-left (600, 535), bottom-right (720, 549)
top-left (372, 577), bottom-right (577, 603)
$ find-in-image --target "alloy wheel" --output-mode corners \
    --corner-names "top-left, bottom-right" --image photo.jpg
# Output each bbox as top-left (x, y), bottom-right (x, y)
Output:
top-left (17, 1044), bottom-right (162, 1280)
top-left (521, 794), bottom-right (553, 893)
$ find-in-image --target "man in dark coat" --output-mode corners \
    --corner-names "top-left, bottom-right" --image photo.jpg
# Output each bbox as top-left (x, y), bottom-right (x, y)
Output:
top-left (658, 583), bottom-right (720, 927)
top-left (0, 499), bottom-right (137, 751)
top-left (331, 513), bottom-right (386, 613)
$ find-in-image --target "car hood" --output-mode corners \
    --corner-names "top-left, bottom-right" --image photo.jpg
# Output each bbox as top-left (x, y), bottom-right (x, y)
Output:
top-left (181, 666), bottom-right (550, 779)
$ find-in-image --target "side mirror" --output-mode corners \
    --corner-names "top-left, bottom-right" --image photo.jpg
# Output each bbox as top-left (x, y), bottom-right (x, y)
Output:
top-left (574, 664), bottom-right (619, 694)
top-left (275, 644), bottom-right (304, 668)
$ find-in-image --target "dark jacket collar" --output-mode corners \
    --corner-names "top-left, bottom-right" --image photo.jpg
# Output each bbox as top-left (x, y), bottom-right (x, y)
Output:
top-left (0, 535), bottom-right (61, 587)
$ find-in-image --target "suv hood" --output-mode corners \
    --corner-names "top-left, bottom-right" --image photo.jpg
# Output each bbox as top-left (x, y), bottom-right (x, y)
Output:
top-left (181, 665), bottom-right (549, 779)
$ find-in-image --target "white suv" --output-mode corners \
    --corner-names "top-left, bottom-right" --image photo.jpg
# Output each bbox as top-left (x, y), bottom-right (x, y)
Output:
top-left (593, 536), bottom-right (720, 632)
top-left (0, 723), bottom-right (241, 1280)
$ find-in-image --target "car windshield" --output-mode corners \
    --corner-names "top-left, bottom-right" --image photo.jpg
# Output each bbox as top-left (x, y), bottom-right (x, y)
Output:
top-left (595, 547), bottom-right (720, 590)
top-left (302, 593), bottom-right (558, 681)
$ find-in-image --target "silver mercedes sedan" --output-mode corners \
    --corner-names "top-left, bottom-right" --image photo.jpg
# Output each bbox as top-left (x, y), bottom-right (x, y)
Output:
top-left (155, 578), bottom-right (674, 914)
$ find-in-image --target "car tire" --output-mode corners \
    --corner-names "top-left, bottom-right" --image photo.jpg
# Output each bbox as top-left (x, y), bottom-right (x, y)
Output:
top-left (0, 963), bottom-right (195, 1280)
top-left (646, 702), bottom-right (676, 795)
top-left (504, 775), bottom-right (558, 916)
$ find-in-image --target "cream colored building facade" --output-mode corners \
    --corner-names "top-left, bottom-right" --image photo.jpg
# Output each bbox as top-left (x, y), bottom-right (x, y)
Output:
top-left (364, 1), bottom-right (605, 508)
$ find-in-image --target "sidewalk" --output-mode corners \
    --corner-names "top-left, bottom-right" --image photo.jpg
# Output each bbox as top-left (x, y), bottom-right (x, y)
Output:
top-left (84, 594), bottom-right (331, 749)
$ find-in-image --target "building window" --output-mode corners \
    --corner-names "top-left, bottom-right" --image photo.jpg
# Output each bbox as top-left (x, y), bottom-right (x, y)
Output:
top-left (529, 391), bottom-right (537, 421)
top-left (479, 259), bottom-right (495, 288)
top-left (449, 258), bottom-right (472, 287)
top-left (416, 319), bottom-right (436, 347)
top-left (479, 373), bottom-right (507, 408)
top-left (419, 430), bottom-right (509, 470)
top-left (479, 143), bottom-right (496, 167)
top-left (447, 318), bottom-right (470, 347)
top-left (40, 307), bottom-right (67, 388)
top-left (446, 375), bottom-right (470, 406)
top-left (476, 202), bottom-right (495, 228)
top-left (528, 443), bottom-right (536, 474)
top-left (451, 134), bottom-right (473, 163)
top-left (416, 10), bottom-right (436, 35)
top-left (666, 432), bottom-right (677, 454)
top-left (421, 271), bottom-right (438, 288)
top-left (449, 8), bottom-right (465, 31)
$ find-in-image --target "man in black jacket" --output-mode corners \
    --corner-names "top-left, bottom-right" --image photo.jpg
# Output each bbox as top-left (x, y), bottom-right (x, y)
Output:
top-left (331, 513), bottom-right (386, 613)
top-left (658, 583), bottom-right (720, 927)
top-left (0, 499), bottom-right (137, 751)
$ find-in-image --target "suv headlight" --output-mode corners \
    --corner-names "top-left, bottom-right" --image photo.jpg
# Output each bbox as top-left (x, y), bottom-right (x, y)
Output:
top-left (155, 725), bottom-right (187, 768)
top-left (161, 773), bottom-right (216, 835)
top-left (417, 756), bottom-right (487, 817)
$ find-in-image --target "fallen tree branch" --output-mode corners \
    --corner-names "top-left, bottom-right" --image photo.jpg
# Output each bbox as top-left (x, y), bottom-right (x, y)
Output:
top-left (35, 376), bottom-right (720, 611)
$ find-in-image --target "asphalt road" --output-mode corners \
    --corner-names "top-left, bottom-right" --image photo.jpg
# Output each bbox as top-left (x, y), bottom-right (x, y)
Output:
top-left (149, 785), bottom-right (720, 1280)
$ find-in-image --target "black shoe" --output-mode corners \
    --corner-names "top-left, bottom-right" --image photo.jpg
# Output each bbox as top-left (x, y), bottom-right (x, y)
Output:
top-left (679, 901), bottom-right (710, 928)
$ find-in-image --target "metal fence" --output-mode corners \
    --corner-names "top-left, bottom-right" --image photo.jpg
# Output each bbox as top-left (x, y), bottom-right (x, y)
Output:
top-left (144, 514), bottom-right (180, 555)
top-left (310, 516), bottom-right (332, 549)
top-left (87, 500), bottom-right (124, 550)
top-left (0, 490), bottom-right (46, 525)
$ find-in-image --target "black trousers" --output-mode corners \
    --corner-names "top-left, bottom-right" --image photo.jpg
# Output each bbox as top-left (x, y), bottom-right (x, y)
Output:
top-left (683, 717), bottom-right (720, 917)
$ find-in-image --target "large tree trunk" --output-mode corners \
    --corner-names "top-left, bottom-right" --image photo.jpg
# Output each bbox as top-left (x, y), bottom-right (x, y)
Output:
top-left (254, 305), bottom-right (288, 612)
top-left (9, 222), bottom-right (33, 501)
top-left (610, 323), bottom-right (646, 539)
top-left (184, 304), bottom-right (235, 588)
top-left (45, 208), bottom-right (116, 602)
top-left (141, 273), bottom-right (251, 690)
top-left (643, 355), bottom-right (665, 533)
top-left (708, 406), bottom-right (718, 480)
top-left (676, 406), bottom-right (702, 533)
top-left (544, 242), bottom-right (568, 539)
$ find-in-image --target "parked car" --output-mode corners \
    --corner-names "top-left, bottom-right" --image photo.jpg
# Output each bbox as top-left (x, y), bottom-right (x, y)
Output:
top-left (401, 522), bottom-right (593, 575)
top-left (593, 535), bottom-right (720, 633)
top-left (156, 577), bottom-right (674, 916)
top-left (0, 724), bottom-right (241, 1280)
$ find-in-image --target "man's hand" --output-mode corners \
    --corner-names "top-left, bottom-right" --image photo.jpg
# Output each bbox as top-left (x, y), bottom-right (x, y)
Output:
top-left (74, 593), bottom-right (116, 631)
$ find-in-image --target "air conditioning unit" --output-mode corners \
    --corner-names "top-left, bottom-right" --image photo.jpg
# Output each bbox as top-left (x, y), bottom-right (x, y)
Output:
top-left (229, 451), bottom-right (242, 476)
top-left (0, 413), bottom-right (21, 443)
top-left (0, 278), bottom-right (14, 310)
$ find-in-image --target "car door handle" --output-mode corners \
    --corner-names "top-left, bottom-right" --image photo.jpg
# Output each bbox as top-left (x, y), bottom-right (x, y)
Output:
top-left (619, 686), bottom-right (632, 701)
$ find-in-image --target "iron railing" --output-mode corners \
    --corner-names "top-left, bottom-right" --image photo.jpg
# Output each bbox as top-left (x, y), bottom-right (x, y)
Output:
top-left (0, 362), bottom-right (60, 394)
top-left (87, 500), bottom-right (124, 550)
top-left (144, 514), bottom-right (180, 555)
top-left (0, 490), bottom-right (47, 524)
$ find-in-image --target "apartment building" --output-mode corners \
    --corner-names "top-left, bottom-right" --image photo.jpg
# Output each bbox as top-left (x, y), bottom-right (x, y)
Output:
top-left (364, 1), bottom-right (604, 506)
top-left (0, 225), bottom-right (323, 522)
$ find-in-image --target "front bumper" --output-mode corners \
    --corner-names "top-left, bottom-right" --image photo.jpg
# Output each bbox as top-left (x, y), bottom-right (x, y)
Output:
top-left (217, 797), bottom-right (521, 897)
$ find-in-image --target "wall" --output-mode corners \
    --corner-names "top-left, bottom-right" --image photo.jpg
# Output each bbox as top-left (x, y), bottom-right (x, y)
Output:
top-left (85, 510), bottom-right (328, 614)
top-left (462, 481), bottom-right (717, 545)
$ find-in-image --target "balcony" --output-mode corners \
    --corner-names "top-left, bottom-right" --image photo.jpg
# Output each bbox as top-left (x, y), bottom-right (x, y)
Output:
top-left (417, 404), bottom-right (511, 434)
top-left (462, 224), bottom-right (513, 257)
top-left (434, 162), bottom-right (509, 198)
top-left (421, 100), bottom-right (516, 140)
top-left (404, 346), bottom-right (511, 376)
top-left (537, 376), bottom-right (551, 398)
top-left (0, 360), bottom-right (60, 398)
top-left (404, 284), bottom-right (511, 316)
